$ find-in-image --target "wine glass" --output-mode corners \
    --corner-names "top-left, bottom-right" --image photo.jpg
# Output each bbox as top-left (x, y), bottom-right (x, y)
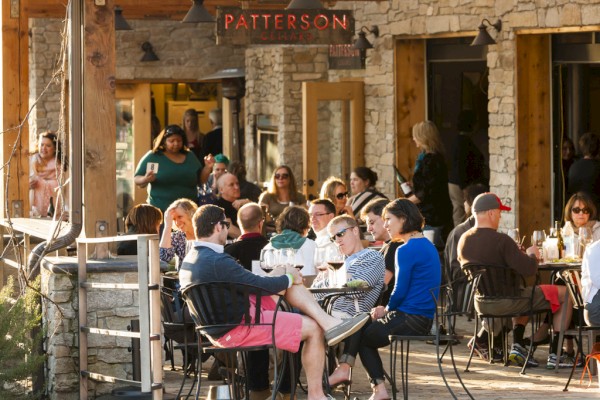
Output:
top-left (507, 228), bottom-right (520, 244)
top-left (579, 227), bottom-right (593, 258)
top-left (260, 248), bottom-right (275, 274)
top-left (326, 247), bottom-right (344, 287)
top-left (531, 230), bottom-right (546, 247)
top-left (281, 248), bottom-right (297, 269)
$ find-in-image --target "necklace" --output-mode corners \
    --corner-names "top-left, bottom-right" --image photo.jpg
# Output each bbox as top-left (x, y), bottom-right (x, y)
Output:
top-left (406, 231), bottom-right (423, 241)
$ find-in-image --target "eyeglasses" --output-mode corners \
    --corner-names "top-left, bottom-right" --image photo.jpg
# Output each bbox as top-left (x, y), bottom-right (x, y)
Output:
top-left (335, 192), bottom-right (349, 200)
top-left (274, 173), bottom-right (289, 180)
top-left (211, 218), bottom-right (231, 229)
top-left (329, 226), bottom-right (353, 242)
top-left (572, 207), bottom-right (590, 215)
top-left (309, 212), bottom-right (331, 219)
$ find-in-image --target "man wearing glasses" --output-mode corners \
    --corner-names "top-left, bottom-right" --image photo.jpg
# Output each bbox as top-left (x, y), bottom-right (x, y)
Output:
top-left (179, 205), bottom-right (369, 400)
top-left (308, 199), bottom-right (337, 249)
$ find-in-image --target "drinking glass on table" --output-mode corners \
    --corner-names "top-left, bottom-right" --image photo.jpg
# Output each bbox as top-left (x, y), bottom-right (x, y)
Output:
top-left (531, 230), bottom-right (546, 261)
top-left (579, 227), bottom-right (593, 258)
top-left (326, 247), bottom-right (345, 287)
top-left (260, 248), bottom-right (276, 274)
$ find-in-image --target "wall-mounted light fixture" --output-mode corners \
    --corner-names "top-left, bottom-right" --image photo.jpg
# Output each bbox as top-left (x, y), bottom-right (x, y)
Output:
top-left (286, 0), bottom-right (324, 9)
top-left (182, 0), bottom-right (214, 23)
top-left (353, 25), bottom-right (379, 68)
top-left (141, 42), bottom-right (159, 62)
top-left (114, 6), bottom-right (132, 31)
top-left (471, 19), bottom-right (502, 46)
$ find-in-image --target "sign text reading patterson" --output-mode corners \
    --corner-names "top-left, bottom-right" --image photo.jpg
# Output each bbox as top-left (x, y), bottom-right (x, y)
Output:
top-left (217, 8), bottom-right (355, 45)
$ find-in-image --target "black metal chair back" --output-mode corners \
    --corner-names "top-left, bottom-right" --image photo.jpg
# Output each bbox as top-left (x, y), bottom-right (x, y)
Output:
top-left (181, 281), bottom-right (293, 400)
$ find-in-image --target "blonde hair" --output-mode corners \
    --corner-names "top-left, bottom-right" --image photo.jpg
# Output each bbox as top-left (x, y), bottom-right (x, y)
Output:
top-left (319, 176), bottom-right (346, 203)
top-left (412, 120), bottom-right (445, 156)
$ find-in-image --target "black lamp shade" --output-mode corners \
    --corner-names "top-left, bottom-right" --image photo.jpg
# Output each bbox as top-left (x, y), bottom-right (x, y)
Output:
top-left (471, 24), bottom-right (496, 46)
top-left (115, 6), bottom-right (132, 31)
top-left (141, 42), bottom-right (159, 62)
top-left (182, 0), bottom-right (214, 23)
top-left (354, 32), bottom-right (373, 50)
top-left (286, 0), bottom-right (325, 9)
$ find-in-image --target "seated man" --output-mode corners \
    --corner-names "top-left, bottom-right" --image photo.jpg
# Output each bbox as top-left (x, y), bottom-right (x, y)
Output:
top-left (179, 205), bottom-right (369, 400)
top-left (215, 172), bottom-right (251, 239)
top-left (458, 192), bottom-right (573, 368)
top-left (311, 215), bottom-right (385, 318)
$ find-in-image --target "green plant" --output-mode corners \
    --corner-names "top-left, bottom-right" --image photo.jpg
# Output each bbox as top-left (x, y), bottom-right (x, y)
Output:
top-left (0, 276), bottom-right (45, 399)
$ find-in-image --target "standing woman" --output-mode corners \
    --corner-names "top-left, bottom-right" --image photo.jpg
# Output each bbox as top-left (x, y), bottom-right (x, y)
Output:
top-left (29, 131), bottom-right (67, 217)
top-left (320, 176), bottom-right (354, 217)
top-left (134, 125), bottom-right (202, 213)
top-left (159, 198), bottom-right (198, 270)
top-left (348, 167), bottom-right (387, 219)
top-left (328, 199), bottom-right (441, 398)
top-left (259, 165), bottom-right (307, 220)
top-left (182, 109), bottom-right (204, 161)
top-left (408, 121), bottom-right (453, 246)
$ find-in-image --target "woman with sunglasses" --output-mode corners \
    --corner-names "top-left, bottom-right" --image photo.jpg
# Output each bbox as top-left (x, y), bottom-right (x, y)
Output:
top-left (159, 198), bottom-right (198, 270)
top-left (563, 192), bottom-right (600, 243)
top-left (328, 199), bottom-right (440, 398)
top-left (348, 167), bottom-right (387, 219)
top-left (134, 125), bottom-right (202, 212)
top-left (320, 176), bottom-right (354, 217)
top-left (259, 165), bottom-right (307, 221)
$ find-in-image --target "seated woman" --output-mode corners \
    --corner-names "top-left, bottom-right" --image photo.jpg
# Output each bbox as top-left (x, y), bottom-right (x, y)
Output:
top-left (582, 240), bottom-right (600, 326)
top-left (320, 176), bottom-right (355, 218)
top-left (259, 165), bottom-right (307, 222)
top-left (159, 198), bottom-right (198, 270)
top-left (311, 215), bottom-right (385, 318)
top-left (328, 199), bottom-right (441, 400)
top-left (262, 205), bottom-right (316, 276)
top-left (29, 131), bottom-right (68, 218)
top-left (117, 204), bottom-right (163, 255)
top-left (563, 191), bottom-right (600, 243)
top-left (347, 166), bottom-right (387, 220)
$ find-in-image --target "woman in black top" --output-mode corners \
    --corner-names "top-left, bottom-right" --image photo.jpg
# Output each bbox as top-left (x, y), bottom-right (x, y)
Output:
top-left (408, 121), bottom-right (453, 247)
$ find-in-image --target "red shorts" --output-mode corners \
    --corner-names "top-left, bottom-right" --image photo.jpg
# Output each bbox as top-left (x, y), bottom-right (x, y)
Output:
top-left (539, 284), bottom-right (560, 313)
top-left (212, 295), bottom-right (303, 353)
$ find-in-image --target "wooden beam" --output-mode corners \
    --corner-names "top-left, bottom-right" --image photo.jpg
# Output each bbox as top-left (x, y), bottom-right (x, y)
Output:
top-left (1, 0), bottom-right (30, 218)
top-left (395, 39), bottom-right (425, 197)
top-left (516, 34), bottom-right (551, 239)
top-left (27, 0), bottom-right (385, 19)
top-left (83, 0), bottom-right (117, 242)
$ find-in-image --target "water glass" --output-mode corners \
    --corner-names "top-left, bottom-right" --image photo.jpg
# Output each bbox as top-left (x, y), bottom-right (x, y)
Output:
top-left (579, 227), bottom-right (593, 258)
top-left (507, 228), bottom-right (520, 244)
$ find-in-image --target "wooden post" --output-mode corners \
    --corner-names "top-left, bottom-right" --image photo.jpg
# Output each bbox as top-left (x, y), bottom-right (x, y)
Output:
top-left (83, 0), bottom-right (117, 241)
top-left (0, 0), bottom-right (30, 218)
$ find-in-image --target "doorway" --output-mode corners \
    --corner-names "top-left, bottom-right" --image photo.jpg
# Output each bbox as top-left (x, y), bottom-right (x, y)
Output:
top-left (302, 81), bottom-right (365, 200)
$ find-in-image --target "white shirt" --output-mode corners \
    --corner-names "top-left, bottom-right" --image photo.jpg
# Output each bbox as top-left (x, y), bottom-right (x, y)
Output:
top-left (581, 240), bottom-right (600, 303)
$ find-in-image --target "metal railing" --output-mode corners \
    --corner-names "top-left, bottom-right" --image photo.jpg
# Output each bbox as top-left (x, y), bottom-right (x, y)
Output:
top-left (77, 234), bottom-right (163, 400)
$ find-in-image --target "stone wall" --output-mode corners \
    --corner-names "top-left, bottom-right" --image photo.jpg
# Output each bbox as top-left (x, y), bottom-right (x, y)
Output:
top-left (244, 46), bottom-right (328, 185)
top-left (41, 267), bottom-right (140, 400)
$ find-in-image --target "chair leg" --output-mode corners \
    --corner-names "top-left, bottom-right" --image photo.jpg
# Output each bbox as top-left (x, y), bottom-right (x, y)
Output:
top-left (399, 340), bottom-right (410, 400)
top-left (465, 315), bottom-right (479, 372)
top-left (389, 339), bottom-right (398, 400)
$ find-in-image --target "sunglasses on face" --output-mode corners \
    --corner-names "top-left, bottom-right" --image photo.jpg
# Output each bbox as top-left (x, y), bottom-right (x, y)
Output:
top-left (572, 207), bottom-right (590, 215)
top-left (274, 173), bottom-right (289, 180)
top-left (329, 226), bottom-right (353, 242)
top-left (335, 192), bottom-right (349, 200)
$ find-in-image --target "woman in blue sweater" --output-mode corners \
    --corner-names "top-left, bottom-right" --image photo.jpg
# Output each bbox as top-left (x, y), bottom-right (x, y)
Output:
top-left (329, 199), bottom-right (441, 400)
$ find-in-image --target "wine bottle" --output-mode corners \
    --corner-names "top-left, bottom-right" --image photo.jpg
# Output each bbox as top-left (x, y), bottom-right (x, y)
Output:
top-left (47, 196), bottom-right (55, 218)
top-left (555, 221), bottom-right (564, 258)
top-left (394, 166), bottom-right (413, 197)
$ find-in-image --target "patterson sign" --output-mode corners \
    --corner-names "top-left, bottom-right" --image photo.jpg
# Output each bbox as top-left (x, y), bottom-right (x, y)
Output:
top-left (217, 8), bottom-right (355, 45)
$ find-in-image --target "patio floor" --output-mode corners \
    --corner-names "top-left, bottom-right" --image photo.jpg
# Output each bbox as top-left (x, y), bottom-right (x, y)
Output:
top-left (161, 314), bottom-right (600, 399)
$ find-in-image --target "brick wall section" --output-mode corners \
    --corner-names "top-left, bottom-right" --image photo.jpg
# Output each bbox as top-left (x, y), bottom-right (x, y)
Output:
top-left (41, 268), bottom-right (140, 400)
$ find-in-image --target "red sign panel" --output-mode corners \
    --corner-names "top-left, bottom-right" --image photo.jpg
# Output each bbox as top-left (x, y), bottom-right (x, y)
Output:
top-left (217, 8), bottom-right (355, 45)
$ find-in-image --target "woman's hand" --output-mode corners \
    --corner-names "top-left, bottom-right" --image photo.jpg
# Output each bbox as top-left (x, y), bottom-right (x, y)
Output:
top-left (29, 175), bottom-right (39, 189)
top-left (135, 170), bottom-right (156, 188)
top-left (370, 305), bottom-right (387, 320)
top-left (340, 205), bottom-right (355, 218)
top-left (204, 154), bottom-right (215, 169)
